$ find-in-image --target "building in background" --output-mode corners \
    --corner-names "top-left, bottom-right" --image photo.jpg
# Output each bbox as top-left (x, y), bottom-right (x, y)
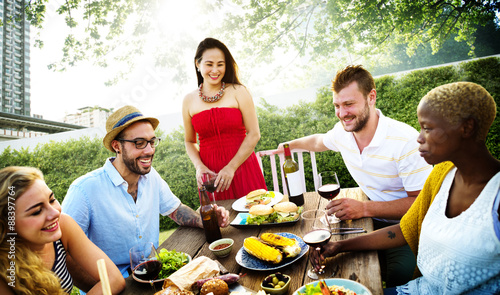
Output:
top-left (63, 106), bottom-right (112, 127)
top-left (0, 6), bottom-right (104, 141)
top-left (1, 0), bottom-right (31, 116)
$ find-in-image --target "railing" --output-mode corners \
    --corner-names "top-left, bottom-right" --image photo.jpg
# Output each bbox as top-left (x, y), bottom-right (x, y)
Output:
top-left (255, 148), bottom-right (318, 195)
top-left (0, 129), bottom-right (46, 139)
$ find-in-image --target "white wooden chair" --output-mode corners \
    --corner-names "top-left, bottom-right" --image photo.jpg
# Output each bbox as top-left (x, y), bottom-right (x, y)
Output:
top-left (255, 148), bottom-right (318, 195)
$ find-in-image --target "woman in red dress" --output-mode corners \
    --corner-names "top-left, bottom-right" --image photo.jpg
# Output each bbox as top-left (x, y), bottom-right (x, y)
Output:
top-left (182, 38), bottom-right (267, 200)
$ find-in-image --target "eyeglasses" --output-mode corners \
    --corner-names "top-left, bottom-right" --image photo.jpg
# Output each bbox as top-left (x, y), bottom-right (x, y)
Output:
top-left (118, 137), bottom-right (161, 149)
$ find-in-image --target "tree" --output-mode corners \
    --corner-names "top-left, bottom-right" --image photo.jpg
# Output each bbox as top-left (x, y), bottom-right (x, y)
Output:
top-left (16, 0), bottom-right (500, 85)
top-left (372, 18), bottom-right (500, 76)
top-left (220, 0), bottom-right (500, 69)
top-left (22, 0), bottom-right (222, 84)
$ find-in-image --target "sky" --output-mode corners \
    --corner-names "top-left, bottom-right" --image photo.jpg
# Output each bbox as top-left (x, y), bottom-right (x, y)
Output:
top-left (30, 0), bottom-right (198, 121)
top-left (28, 0), bottom-right (323, 123)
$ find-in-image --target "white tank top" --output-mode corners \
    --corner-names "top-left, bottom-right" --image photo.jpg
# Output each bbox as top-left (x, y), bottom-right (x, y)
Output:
top-left (398, 168), bottom-right (500, 294)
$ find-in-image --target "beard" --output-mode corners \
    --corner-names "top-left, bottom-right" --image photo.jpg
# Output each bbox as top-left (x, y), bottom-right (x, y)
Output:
top-left (341, 101), bottom-right (371, 133)
top-left (121, 145), bottom-right (153, 175)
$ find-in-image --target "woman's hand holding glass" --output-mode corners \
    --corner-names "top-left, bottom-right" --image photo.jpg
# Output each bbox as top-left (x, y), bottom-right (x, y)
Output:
top-left (301, 209), bottom-right (333, 279)
top-left (196, 166), bottom-right (215, 188)
top-left (201, 172), bottom-right (218, 193)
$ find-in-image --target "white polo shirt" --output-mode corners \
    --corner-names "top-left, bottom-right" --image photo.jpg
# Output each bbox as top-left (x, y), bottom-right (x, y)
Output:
top-left (323, 109), bottom-right (432, 204)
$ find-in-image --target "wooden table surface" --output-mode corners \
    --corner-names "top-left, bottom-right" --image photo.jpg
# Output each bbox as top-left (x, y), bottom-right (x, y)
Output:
top-left (121, 188), bottom-right (383, 295)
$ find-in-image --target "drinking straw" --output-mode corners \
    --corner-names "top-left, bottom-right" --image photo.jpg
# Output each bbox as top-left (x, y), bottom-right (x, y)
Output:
top-left (97, 258), bottom-right (112, 295)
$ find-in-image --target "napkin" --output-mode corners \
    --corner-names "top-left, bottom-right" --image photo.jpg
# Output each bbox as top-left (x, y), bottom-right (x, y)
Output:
top-left (162, 256), bottom-right (220, 291)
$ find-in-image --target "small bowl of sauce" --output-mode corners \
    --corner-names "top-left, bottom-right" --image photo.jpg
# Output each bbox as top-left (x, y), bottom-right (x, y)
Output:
top-left (209, 238), bottom-right (234, 258)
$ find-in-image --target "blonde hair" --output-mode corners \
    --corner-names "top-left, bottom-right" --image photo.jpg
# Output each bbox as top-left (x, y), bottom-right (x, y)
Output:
top-left (0, 166), bottom-right (66, 294)
top-left (421, 82), bottom-right (497, 142)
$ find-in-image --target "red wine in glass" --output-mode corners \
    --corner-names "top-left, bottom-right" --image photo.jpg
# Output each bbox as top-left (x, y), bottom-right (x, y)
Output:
top-left (318, 172), bottom-right (341, 223)
top-left (301, 210), bottom-right (333, 279)
top-left (202, 173), bottom-right (217, 193)
top-left (133, 260), bottom-right (162, 281)
top-left (303, 229), bottom-right (332, 248)
top-left (130, 242), bottom-right (161, 284)
top-left (318, 171), bottom-right (340, 199)
top-left (203, 180), bottom-right (217, 193)
top-left (318, 184), bottom-right (340, 200)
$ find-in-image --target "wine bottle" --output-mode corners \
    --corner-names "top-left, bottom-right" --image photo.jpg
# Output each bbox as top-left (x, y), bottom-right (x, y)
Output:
top-left (282, 143), bottom-right (305, 205)
top-left (199, 187), bottom-right (222, 243)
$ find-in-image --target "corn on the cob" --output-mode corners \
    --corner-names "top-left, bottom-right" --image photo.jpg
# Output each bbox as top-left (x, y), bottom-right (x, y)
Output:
top-left (243, 237), bottom-right (283, 264)
top-left (260, 233), bottom-right (301, 258)
top-left (260, 233), bottom-right (296, 247)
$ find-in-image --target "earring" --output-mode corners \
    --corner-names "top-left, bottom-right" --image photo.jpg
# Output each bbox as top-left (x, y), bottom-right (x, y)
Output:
top-left (116, 151), bottom-right (120, 154)
top-left (197, 68), bottom-right (200, 72)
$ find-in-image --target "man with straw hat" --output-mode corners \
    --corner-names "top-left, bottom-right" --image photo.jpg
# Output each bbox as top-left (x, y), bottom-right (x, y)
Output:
top-left (61, 105), bottom-right (230, 289)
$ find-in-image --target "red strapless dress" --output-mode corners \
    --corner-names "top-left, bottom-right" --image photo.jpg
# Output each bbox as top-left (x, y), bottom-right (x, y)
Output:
top-left (192, 107), bottom-right (267, 200)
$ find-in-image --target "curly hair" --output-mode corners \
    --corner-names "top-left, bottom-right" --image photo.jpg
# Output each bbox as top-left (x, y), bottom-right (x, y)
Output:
top-left (331, 65), bottom-right (376, 97)
top-left (0, 166), bottom-right (65, 295)
top-left (194, 37), bottom-right (242, 87)
top-left (420, 82), bottom-right (497, 142)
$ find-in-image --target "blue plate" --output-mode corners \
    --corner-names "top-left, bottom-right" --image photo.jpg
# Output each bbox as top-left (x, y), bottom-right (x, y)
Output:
top-left (293, 278), bottom-right (372, 295)
top-left (235, 232), bottom-right (308, 271)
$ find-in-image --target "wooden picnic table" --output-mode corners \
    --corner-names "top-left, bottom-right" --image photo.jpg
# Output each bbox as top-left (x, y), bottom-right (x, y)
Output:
top-left (121, 188), bottom-right (383, 295)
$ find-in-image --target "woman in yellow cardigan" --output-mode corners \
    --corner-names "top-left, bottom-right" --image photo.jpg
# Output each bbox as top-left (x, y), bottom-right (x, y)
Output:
top-left (319, 82), bottom-right (500, 294)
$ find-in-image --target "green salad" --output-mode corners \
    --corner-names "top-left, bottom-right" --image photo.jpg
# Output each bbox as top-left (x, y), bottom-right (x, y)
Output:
top-left (246, 206), bottom-right (304, 225)
top-left (157, 249), bottom-right (189, 279)
top-left (298, 283), bottom-right (323, 294)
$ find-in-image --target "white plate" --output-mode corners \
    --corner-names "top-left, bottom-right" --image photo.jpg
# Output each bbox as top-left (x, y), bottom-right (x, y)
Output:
top-left (293, 278), bottom-right (372, 295)
top-left (231, 191), bottom-right (284, 212)
top-left (235, 232), bottom-right (308, 271)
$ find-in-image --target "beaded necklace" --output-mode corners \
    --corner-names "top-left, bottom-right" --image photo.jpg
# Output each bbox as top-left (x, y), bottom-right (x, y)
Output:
top-left (199, 82), bottom-right (226, 103)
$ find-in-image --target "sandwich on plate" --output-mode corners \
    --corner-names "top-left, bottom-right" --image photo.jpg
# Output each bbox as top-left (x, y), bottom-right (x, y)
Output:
top-left (245, 189), bottom-right (272, 209)
top-left (246, 204), bottom-right (276, 225)
top-left (273, 202), bottom-right (303, 223)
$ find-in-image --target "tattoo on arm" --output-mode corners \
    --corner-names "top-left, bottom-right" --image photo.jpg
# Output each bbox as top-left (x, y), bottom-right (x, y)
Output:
top-left (170, 204), bottom-right (202, 228)
top-left (387, 231), bottom-right (396, 239)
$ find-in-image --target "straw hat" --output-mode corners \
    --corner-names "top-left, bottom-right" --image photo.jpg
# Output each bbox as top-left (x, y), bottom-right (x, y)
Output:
top-left (103, 106), bottom-right (159, 152)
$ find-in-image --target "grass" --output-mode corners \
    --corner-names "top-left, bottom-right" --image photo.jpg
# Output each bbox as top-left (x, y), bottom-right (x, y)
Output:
top-left (159, 229), bottom-right (176, 245)
top-left (70, 229), bottom-right (177, 294)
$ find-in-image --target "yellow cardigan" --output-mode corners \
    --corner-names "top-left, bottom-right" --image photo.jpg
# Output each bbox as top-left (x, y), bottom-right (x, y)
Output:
top-left (400, 161), bottom-right (455, 277)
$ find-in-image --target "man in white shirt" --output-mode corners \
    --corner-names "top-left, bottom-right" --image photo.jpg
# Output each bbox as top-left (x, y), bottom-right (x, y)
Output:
top-left (278, 65), bottom-right (432, 287)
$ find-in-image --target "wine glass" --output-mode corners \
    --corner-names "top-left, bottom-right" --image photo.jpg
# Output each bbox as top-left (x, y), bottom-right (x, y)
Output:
top-left (318, 171), bottom-right (341, 223)
top-left (301, 209), bottom-right (333, 279)
top-left (202, 173), bottom-right (218, 193)
top-left (129, 242), bottom-right (162, 284)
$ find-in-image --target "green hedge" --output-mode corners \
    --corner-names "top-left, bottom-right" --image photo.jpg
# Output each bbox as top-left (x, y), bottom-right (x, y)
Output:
top-left (2, 57), bottom-right (499, 230)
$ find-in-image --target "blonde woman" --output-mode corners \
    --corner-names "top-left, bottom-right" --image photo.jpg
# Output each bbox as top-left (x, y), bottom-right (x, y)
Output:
top-left (0, 166), bottom-right (125, 294)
